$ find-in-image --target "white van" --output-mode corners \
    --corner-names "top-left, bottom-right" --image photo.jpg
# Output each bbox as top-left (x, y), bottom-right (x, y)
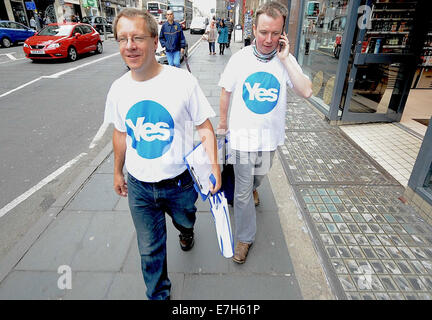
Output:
top-left (190, 16), bottom-right (208, 34)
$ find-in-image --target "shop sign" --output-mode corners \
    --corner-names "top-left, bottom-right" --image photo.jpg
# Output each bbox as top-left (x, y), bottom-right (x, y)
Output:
top-left (82, 0), bottom-right (97, 8)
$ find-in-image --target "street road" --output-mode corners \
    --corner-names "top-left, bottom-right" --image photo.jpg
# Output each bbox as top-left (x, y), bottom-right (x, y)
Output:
top-left (0, 31), bottom-right (202, 260)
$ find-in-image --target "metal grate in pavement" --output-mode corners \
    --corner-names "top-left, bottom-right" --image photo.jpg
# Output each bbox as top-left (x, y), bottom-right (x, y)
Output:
top-left (285, 103), bottom-right (335, 132)
top-left (279, 94), bottom-right (432, 300)
top-left (294, 184), bottom-right (432, 300)
top-left (279, 130), bottom-right (398, 186)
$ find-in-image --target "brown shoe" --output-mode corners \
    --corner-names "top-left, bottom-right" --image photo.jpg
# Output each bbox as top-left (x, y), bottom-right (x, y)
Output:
top-left (232, 242), bottom-right (252, 264)
top-left (253, 190), bottom-right (260, 206)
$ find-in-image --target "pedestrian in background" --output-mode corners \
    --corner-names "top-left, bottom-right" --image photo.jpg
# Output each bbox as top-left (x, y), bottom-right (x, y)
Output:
top-left (159, 10), bottom-right (186, 68)
top-left (204, 20), bottom-right (217, 55)
top-left (105, 8), bottom-right (220, 300)
top-left (37, 14), bottom-right (44, 30)
top-left (217, 19), bottom-right (228, 55)
top-left (30, 16), bottom-right (36, 29)
top-left (216, 1), bottom-right (312, 265)
top-left (43, 15), bottom-right (51, 25)
top-left (225, 18), bottom-right (234, 48)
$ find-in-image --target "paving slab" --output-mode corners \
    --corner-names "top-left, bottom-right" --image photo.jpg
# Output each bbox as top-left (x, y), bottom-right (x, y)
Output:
top-left (67, 173), bottom-right (119, 211)
top-left (182, 274), bottom-right (302, 300)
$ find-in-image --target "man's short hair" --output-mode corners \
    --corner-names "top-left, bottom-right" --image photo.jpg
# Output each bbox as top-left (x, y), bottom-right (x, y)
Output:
top-left (255, 1), bottom-right (288, 27)
top-left (113, 8), bottom-right (158, 40)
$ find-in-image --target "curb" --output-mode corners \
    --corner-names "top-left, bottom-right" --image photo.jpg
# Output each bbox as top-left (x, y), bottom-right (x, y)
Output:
top-left (0, 142), bottom-right (113, 284)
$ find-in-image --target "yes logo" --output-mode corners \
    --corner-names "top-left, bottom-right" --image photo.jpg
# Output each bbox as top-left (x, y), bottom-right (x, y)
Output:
top-left (242, 72), bottom-right (280, 114)
top-left (126, 100), bottom-right (174, 159)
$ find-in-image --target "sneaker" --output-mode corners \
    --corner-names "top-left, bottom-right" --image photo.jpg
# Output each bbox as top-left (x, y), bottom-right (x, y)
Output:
top-left (253, 189), bottom-right (260, 206)
top-left (232, 241), bottom-right (252, 264)
top-left (179, 233), bottom-right (194, 251)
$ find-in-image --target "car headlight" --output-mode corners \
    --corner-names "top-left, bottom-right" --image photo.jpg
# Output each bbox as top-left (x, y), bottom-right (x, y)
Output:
top-left (47, 43), bottom-right (60, 49)
top-left (23, 43), bottom-right (30, 48)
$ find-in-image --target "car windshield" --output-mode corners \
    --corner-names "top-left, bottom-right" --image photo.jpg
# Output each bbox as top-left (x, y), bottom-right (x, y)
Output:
top-left (38, 25), bottom-right (74, 36)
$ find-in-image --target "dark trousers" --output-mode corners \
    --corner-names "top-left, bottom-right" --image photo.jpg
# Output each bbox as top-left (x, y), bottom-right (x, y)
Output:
top-left (227, 33), bottom-right (232, 48)
top-left (219, 43), bottom-right (226, 54)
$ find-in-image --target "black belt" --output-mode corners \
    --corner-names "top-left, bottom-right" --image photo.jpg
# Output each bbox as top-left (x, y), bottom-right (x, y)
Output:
top-left (152, 169), bottom-right (191, 187)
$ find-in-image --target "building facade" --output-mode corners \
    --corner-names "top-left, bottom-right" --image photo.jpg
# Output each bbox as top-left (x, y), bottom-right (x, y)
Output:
top-left (0, 0), bottom-right (139, 27)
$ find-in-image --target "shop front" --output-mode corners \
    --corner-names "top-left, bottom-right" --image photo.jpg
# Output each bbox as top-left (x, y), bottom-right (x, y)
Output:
top-left (296, 0), bottom-right (430, 124)
top-left (62, 0), bottom-right (83, 21)
top-left (102, 1), bottom-right (116, 23)
top-left (82, 0), bottom-right (100, 17)
top-left (10, 0), bottom-right (28, 26)
top-left (294, 0), bottom-right (432, 217)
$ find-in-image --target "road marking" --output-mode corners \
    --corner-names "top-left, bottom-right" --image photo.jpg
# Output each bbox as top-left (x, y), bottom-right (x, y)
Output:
top-left (0, 153), bottom-right (87, 219)
top-left (0, 52), bottom-right (120, 99)
top-left (0, 77), bottom-right (43, 98)
top-left (0, 58), bottom-right (25, 65)
top-left (89, 122), bottom-right (109, 149)
top-left (2, 53), bottom-right (17, 60)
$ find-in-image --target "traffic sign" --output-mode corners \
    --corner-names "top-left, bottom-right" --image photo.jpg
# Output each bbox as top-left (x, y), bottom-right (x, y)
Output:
top-left (25, 2), bottom-right (36, 10)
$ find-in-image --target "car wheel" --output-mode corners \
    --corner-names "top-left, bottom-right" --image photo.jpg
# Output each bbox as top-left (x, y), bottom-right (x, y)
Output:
top-left (68, 46), bottom-right (77, 61)
top-left (96, 41), bottom-right (103, 54)
top-left (1, 37), bottom-right (11, 48)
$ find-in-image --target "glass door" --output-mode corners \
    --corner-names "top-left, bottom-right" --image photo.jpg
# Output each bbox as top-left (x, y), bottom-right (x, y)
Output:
top-left (340, 0), bottom-right (426, 123)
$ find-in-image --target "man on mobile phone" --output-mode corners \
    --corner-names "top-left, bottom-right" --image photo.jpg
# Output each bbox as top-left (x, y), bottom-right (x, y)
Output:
top-left (216, 1), bottom-right (312, 264)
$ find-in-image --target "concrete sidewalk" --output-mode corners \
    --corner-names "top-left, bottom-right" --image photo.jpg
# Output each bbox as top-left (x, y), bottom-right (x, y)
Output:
top-left (0, 40), bottom-right (326, 300)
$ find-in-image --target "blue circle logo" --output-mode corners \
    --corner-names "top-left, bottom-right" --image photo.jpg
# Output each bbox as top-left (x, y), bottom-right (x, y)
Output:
top-left (242, 72), bottom-right (280, 114)
top-left (125, 100), bottom-right (174, 159)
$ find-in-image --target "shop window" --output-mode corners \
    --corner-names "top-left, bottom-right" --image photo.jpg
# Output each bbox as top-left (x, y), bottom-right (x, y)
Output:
top-left (298, 0), bottom-right (350, 112)
top-left (348, 63), bottom-right (402, 114)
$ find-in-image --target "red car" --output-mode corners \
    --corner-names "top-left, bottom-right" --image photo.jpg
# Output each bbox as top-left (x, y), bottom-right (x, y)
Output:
top-left (23, 23), bottom-right (103, 62)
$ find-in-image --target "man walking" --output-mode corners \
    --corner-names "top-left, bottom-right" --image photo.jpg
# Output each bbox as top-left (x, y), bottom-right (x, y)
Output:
top-left (105, 8), bottom-right (221, 300)
top-left (159, 10), bottom-right (186, 68)
top-left (217, 1), bottom-right (312, 264)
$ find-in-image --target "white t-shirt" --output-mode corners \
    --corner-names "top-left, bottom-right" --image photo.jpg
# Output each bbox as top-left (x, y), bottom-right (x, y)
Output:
top-left (218, 46), bottom-right (306, 152)
top-left (104, 65), bottom-right (216, 182)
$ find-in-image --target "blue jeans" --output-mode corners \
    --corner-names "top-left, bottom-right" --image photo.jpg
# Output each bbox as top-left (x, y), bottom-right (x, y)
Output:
top-left (166, 50), bottom-right (181, 68)
top-left (127, 170), bottom-right (198, 300)
top-left (209, 42), bottom-right (215, 53)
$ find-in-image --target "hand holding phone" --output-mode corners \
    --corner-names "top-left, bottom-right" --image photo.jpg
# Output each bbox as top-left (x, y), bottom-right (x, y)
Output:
top-left (278, 32), bottom-right (288, 53)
